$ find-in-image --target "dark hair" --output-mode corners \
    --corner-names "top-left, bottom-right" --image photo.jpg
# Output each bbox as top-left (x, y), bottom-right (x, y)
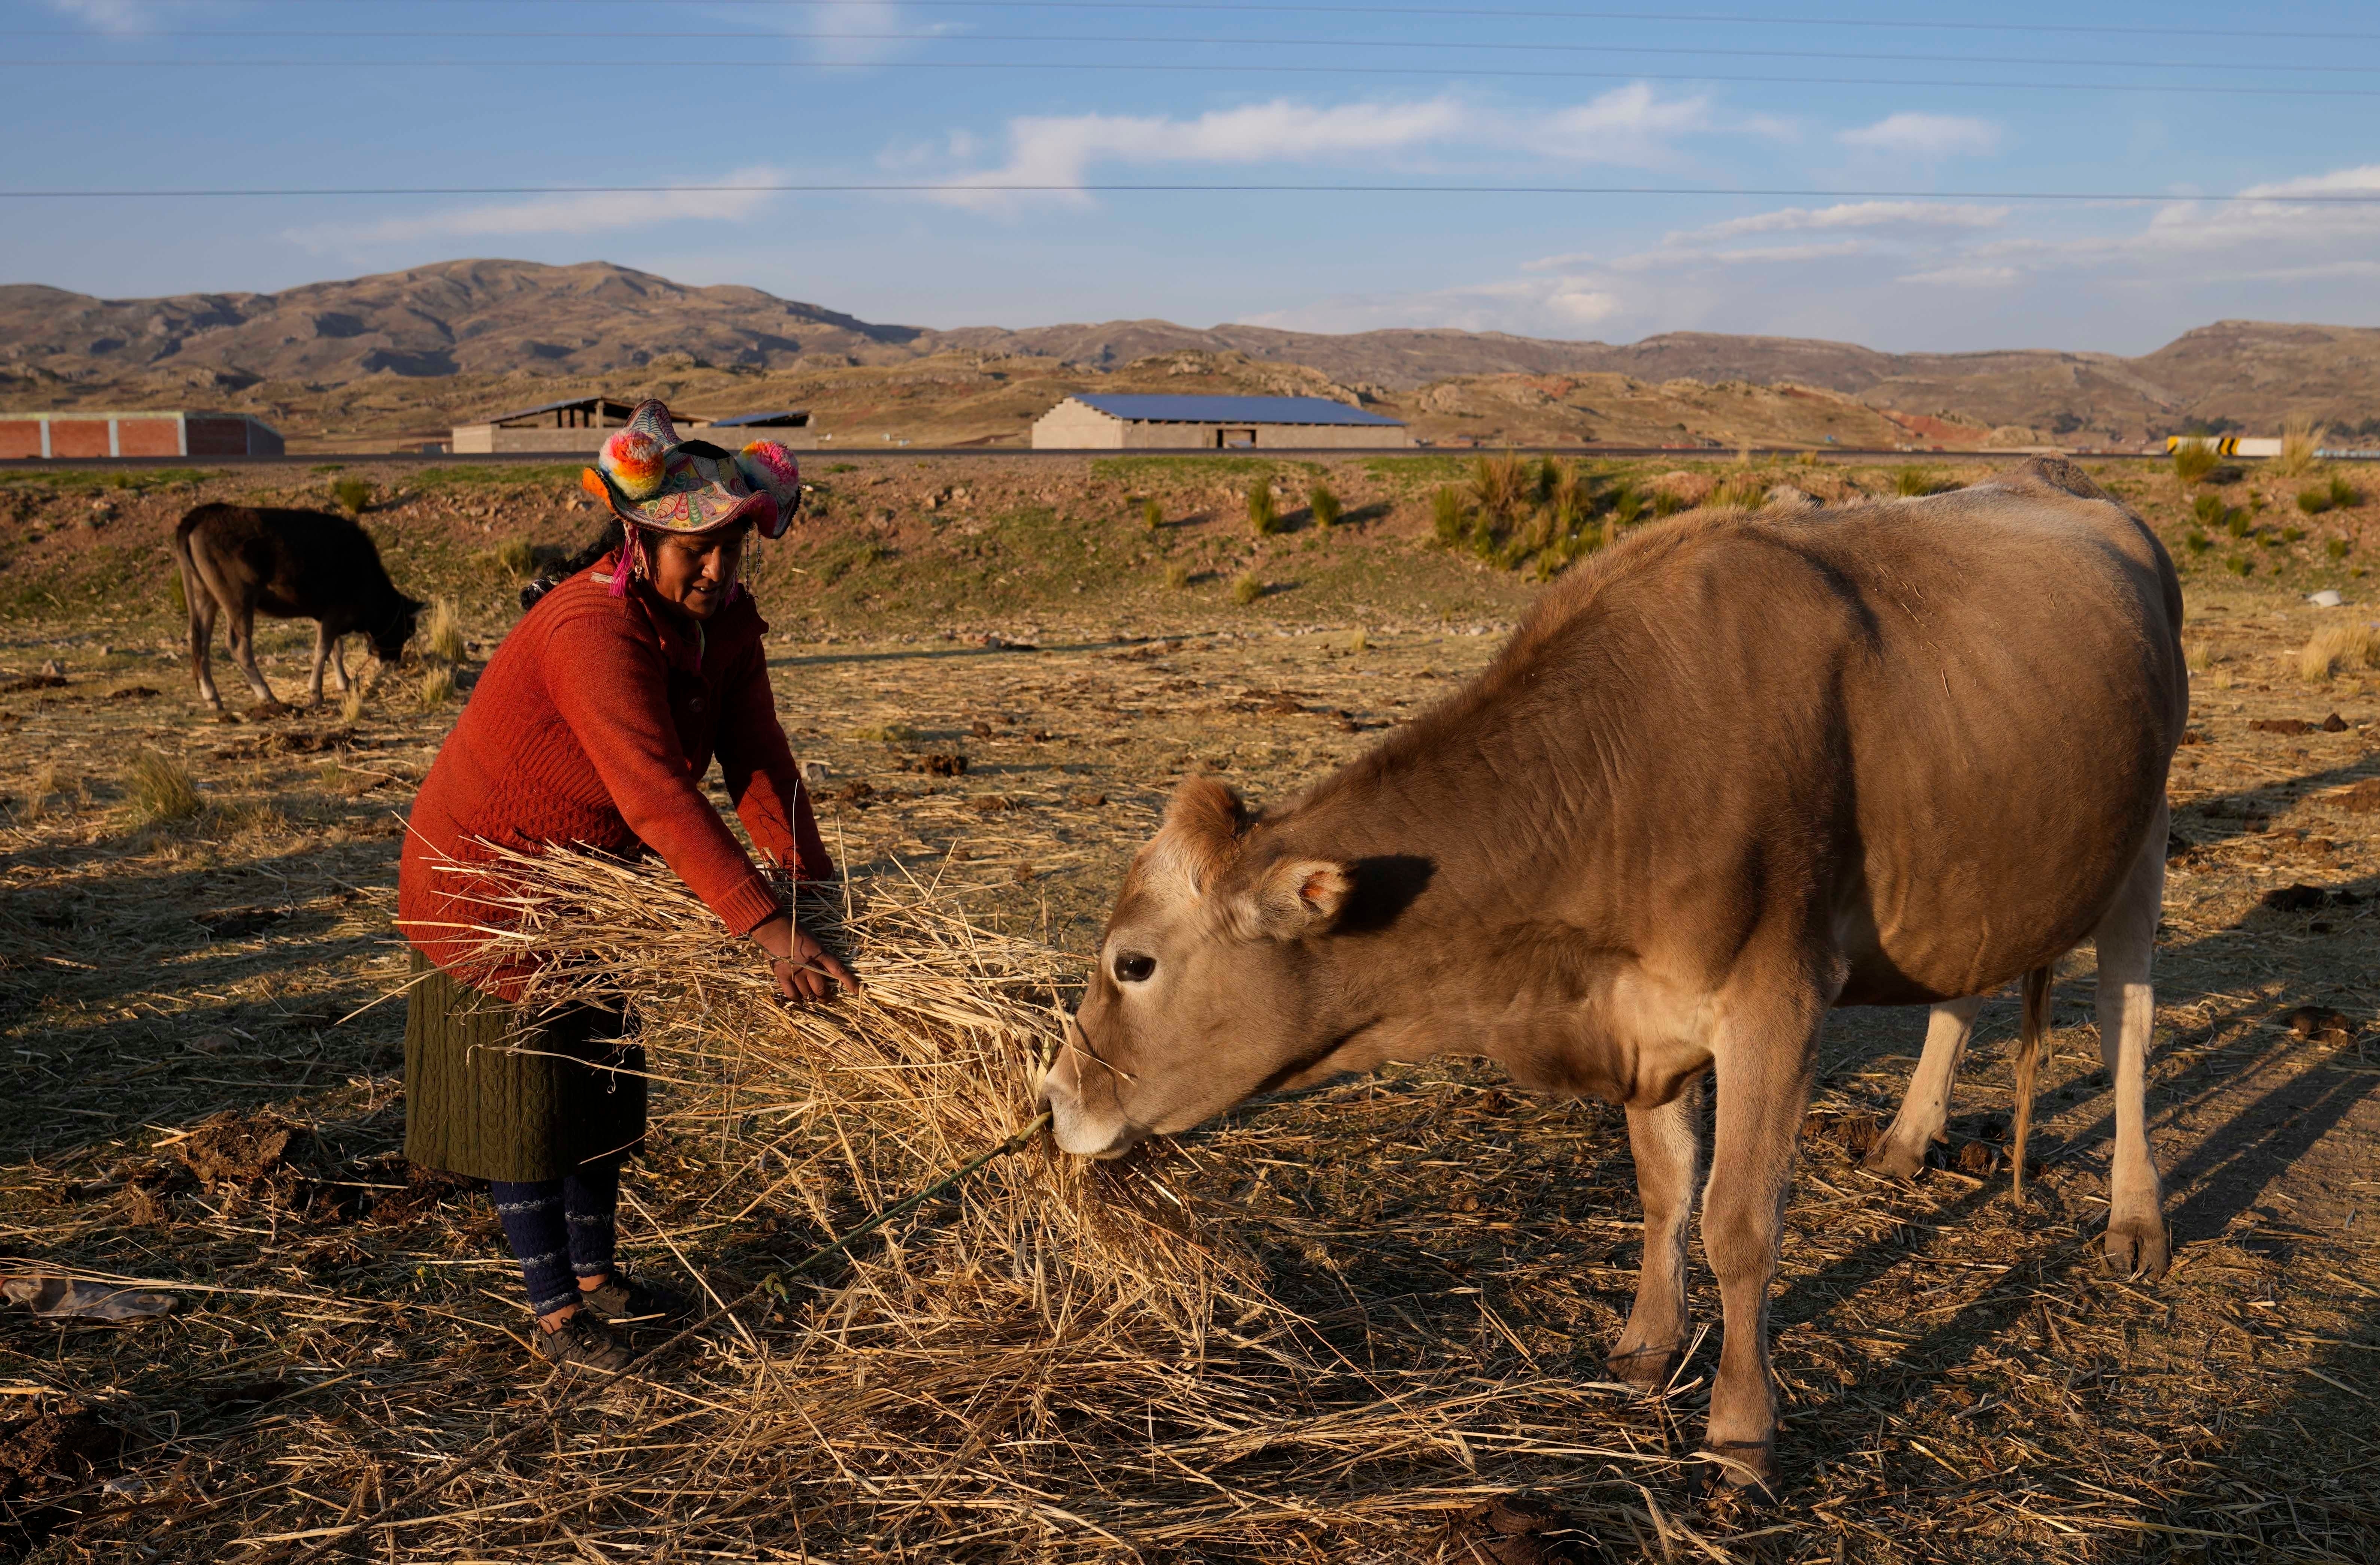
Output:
top-left (521, 516), bottom-right (626, 611)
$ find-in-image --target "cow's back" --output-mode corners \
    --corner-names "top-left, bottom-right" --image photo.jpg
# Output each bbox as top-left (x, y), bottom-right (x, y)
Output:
top-left (1587, 462), bottom-right (2183, 1003)
top-left (180, 504), bottom-right (393, 616)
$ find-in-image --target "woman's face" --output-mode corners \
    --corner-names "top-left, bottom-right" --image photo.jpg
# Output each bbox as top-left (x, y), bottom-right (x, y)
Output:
top-left (645, 524), bottom-right (749, 620)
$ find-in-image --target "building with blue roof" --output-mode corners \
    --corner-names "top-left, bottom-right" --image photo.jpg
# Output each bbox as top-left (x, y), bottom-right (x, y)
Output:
top-left (1032, 393), bottom-right (1408, 451)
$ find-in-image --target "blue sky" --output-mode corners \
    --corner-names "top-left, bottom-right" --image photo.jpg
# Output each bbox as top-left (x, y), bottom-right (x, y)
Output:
top-left (6, 0), bottom-right (2379, 353)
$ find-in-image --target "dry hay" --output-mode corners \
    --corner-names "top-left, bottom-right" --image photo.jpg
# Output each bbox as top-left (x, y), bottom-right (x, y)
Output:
top-left (356, 844), bottom-right (1684, 1560)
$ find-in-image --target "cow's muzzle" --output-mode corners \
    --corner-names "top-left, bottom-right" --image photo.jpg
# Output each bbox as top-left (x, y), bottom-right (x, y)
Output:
top-left (1040, 1015), bottom-right (1146, 1159)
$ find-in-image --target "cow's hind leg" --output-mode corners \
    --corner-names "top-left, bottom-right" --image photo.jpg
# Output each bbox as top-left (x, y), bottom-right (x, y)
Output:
top-left (225, 602), bottom-right (278, 707)
top-left (307, 621), bottom-right (334, 705)
top-left (2097, 800), bottom-right (2170, 1278)
top-left (186, 575), bottom-right (222, 709)
top-left (1865, 996), bottom-right (1985, 1179)
top-left (1699, 984), bottom-right (1824, 1495)
top-left (1611, 1081), bottom-right (1703, 1392)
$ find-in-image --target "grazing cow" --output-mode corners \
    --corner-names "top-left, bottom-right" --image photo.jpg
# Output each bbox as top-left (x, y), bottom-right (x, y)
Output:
top-left (173, 504), bottom-right (422, 710)
top-left (1044, 458), bottom-right (2185, 1494)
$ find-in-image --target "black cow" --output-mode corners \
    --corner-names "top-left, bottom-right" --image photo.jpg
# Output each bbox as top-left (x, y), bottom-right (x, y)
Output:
top-left (173, 504), bottom-right (422, 710)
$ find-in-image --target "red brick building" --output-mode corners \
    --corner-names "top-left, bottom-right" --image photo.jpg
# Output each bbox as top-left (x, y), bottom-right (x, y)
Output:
top-left (0, 410), bottom-right (284, 460)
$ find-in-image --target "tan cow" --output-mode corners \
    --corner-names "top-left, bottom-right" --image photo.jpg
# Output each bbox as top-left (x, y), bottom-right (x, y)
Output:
top-left (1045, 458), bottom-right (2186, 1494)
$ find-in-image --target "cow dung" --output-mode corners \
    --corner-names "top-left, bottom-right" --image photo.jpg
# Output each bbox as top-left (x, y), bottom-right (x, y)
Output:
top-left (2260, 884), bottom-right (2329, 913)
top-left (2280, 1005), bottom-right (2353, 1041)
top-left (172, 1112), bottom-right (297, 1188)
top-left (2250, 718), bottom-right (2313, 736)
top-left (195, 906), bottom-right (288, 940)
top-left (2323, 712), bottom-right (2350, 732)
top-left (2337, 779), bottom-right (2380, 815)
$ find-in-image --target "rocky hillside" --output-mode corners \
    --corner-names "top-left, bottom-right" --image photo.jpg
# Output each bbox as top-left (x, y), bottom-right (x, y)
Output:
top-left (3, 258), bottom-right (2376, 449)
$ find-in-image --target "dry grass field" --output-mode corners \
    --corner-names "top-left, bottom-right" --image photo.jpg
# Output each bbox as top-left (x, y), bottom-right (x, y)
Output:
top-left (1, 451), bottom-right (2377, 1562)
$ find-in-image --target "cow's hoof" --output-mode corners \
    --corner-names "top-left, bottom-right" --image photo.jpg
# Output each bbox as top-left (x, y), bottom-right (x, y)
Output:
top-left (2104, 1216), bottom-right (2170, 1280)
top-left (1691, 1439), bottom-right (1780, 1504)
top-left (1605, 1342), bottom-right (1682, 1395)
top-left (1861, 1136), bottom-right (1927, 1181)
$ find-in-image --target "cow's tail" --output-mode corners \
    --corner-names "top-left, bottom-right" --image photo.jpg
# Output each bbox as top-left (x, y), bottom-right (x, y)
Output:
top-left (2009, 964), bottom-right (2053, 1202)
top-left (169, 508), bottom-right (205, 625)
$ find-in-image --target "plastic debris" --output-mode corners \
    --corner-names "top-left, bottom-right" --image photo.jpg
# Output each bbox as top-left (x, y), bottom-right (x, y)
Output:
top-left (1, 1276), bottom-right (178, 1321)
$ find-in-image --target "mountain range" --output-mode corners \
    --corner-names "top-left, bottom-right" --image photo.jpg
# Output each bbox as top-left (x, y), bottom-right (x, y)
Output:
top-left (3, 259), bottom-right (2376, 450)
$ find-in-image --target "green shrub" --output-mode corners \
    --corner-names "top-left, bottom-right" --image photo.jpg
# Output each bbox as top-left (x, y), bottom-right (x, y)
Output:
top-left (124, 751), bottom-right (201, 824)
top-left (1230, 572), bottom-right (1262, 606)
top-left (2225, 554), bottom-right (2252, 577)
top-left (2182, 529), bottom-right (2212, 555)
top-left (1308, 482), bottom-right (1342, 531)
top-left (1471, 450), bottom-right (1525, 520)
top-left (2327, 537), bottom-right (2352, 561)
top-left (1535, 454), bottom-right (1562, 504)
top-left (2226, 509), bottom-right (2252, 539)
top-left (331, 476), bottom-right (373, 514)
top-left (1895, 468), bottom-right (1939, 497)
top-left (1431, 487), bottom-right (1466, 547)
top-left (1246, 479), bottom-right (1280, 537)
top-left (2170, 439), bottom-right (2219, 487)
top-left (2298, 486), bottom-right (2335, 516)
top-left (2282, 526), bottom-right (2306, 544)
top-left (1611, 486), bottom-right (1645, 527)
top-left (1142, 496), bottom-right (1164, 531)
top-left (2330, 475), bottom-right (2360, 509)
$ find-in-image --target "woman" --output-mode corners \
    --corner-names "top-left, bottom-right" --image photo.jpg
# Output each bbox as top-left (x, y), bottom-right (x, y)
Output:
top-left (398, 399), bottom-right (856, 1376)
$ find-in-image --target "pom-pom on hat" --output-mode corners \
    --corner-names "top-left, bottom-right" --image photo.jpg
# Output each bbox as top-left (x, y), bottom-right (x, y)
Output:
top-left (580, 398), bottom-right (802, 538)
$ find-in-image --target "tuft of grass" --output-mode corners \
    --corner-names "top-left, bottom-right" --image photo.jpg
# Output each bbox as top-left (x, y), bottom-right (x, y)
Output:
top-left (167, 569), bottom-right (188, 619)
top-left (1142, 497), bottom-right (1165, 531)
top-left (1308, 482), bottom-right (1342, 532)
top-left (2225, 554), bottom-right (2253, 577)
top-left (19, 761), bottom-right (64, 822)
top-left (1534, 454), bottom-right (1562, 503)
top-left (2183, 638), bottom-right (2215, 674)
top-left (1611, 485), bottom-right (1645, 527)
top-left (1229, 572), bottom-right (1263, 606)
top-left (1246, 478), bottom-right (1280, 538)
top-left (1894, 467), bottom-right (1940, 497)
top-left (2327, 537), bottom-right (2352, 561)
top-left (417, 664), bottom-right (457, 709)
top-left (851, 722), bottom-right (920, 744)
top-left (2276, 415), bottom-right (2324, 478)
top-left (340, 682), bottom-right (368, 724)
top-left (2298, 485), bottom-right (2335, 516)
top-left (1715, 472), bottom-right (1770, 509)
top-left (331, 476), bottom-right (374, 514)
top-left (2298, 622), bottom-right (2380, 682)
top-left (2329, 474), bottom-right (2359, 509)
top-left (423, 597), bottom-right (465, 664)
top-left (494, 536), bottom-right (537, 579)
top-left (1470, 449), bottom-right (1526, 520)
top-left (124, 751), bottom-right (201, 824)
top-left (2182, 529), bottom-right (2213, 555)
top-left (1431, 486), bottom-right (1466, 547)
top-left (1651, 488), bottom-right (1684, 518)
top-left (2170, 438), bottom-right (2219, 487)
top-left (1346, 626), bottom-right (1368, 653)
top-left (1162, 560), bottom-right (1191, 590)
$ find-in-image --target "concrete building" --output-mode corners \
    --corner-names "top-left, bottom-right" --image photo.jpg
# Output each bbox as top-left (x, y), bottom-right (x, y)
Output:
top-left (1031, 393), bottom-right (1408, 451)
top-left (452, 397), bottom-right (817, 453)
top-left (0, 409), bottom-right (283, 460)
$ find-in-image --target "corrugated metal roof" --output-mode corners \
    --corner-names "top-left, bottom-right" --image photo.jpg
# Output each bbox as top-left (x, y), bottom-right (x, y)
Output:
top-left (483, 395), bottom-right (638, 425)
top-left (709, 409), bottom-right (811, 428)
top-left (1070, 393), bottom-right (1401, 427)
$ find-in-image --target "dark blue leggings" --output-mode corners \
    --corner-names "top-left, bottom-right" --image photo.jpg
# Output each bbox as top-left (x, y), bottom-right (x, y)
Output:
top-left (489, 1161), bottom-right (620, 1316)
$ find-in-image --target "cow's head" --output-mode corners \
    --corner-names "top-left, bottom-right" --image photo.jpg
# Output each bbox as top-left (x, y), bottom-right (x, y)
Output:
top-left (1044, 777), bottom-right (1358, 1158)
top-left (373, 596), bottom-right (426, 665)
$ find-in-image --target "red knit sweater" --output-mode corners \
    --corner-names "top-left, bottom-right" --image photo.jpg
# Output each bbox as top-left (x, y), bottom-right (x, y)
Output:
top-left (398, 555), bottom-right (831, 996)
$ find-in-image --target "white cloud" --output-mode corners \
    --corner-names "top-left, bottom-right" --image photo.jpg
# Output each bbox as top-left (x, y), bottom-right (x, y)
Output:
top-left (1837, 113), bottom-right (2002, 158)
top-left (283, 165), bottom-right (787, 252)
top-left (1897, 264), bottom-right (2019, 287)
top-left (2239, 164), bottom-right (2380, 198)
top-left (1679, 201), bottom-right (2009, 243)
top-left (1246, 270), bottom-right (1627, 336)
top-left (925, 85), bottom-right (1733, 212)
top-left (785, 1), bottom-right (927, 67)
top-left (42, 0), bottom-right (155, 31)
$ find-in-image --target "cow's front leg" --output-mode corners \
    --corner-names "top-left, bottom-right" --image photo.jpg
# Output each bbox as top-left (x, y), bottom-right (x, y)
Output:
top-left (2097, 800), bottom-right (2169, 1278)
top-left (1699, 994), bottom-right (1821, 1496)
top-left (1865, 996), bottom-right (1984, 1179)
top-left (1610, 1081), bottom-right (1703, 1392)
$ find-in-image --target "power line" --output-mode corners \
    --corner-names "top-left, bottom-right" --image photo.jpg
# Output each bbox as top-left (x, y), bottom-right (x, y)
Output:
top-left (19, 28), bottom-right (2375, 75)
top-left (4, 181), bottom-right (2375, 201)
top-left (115, 0), bottom-right (2380, 43)
top-left (8, 59), bottom-right (2377, 95)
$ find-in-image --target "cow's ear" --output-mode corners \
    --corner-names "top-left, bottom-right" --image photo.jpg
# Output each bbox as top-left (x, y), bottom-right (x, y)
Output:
top-left (1148, 776), bottom-right (1248, 893)
top-left (1238, 857), bottom-right (1352, 941)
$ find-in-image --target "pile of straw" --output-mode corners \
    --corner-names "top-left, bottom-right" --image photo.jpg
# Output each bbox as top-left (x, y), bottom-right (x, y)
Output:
top-left (401, 846), bottom-right (1674, 1559)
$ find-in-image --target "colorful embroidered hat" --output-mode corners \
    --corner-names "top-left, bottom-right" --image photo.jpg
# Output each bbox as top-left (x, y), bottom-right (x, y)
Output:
top-left (579, 398), bottom-right (802, 540)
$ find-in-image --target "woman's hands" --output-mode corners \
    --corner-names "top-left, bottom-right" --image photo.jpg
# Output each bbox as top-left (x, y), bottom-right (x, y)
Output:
top-left (749, 914), bottom-right (859, 1002)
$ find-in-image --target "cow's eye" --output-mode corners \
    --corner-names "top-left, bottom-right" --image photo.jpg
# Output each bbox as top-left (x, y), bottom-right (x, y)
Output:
top-left (1113, 951), bottom-right (1156, 984)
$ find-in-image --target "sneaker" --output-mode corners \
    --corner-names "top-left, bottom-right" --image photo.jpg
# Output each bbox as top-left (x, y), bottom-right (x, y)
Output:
top-left (533, 1310), bottom-right (631, 1375)
top-left (577, 1268), bottom-right (691, 1331)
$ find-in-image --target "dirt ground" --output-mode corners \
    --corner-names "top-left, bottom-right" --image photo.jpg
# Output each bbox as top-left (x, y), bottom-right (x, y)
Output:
top-left (1, 455), bottom-right (2377, 1561)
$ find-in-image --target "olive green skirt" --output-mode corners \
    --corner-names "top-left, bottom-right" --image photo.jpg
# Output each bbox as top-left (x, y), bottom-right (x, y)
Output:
top-left (402, 950), bottom-right (647, 1183)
